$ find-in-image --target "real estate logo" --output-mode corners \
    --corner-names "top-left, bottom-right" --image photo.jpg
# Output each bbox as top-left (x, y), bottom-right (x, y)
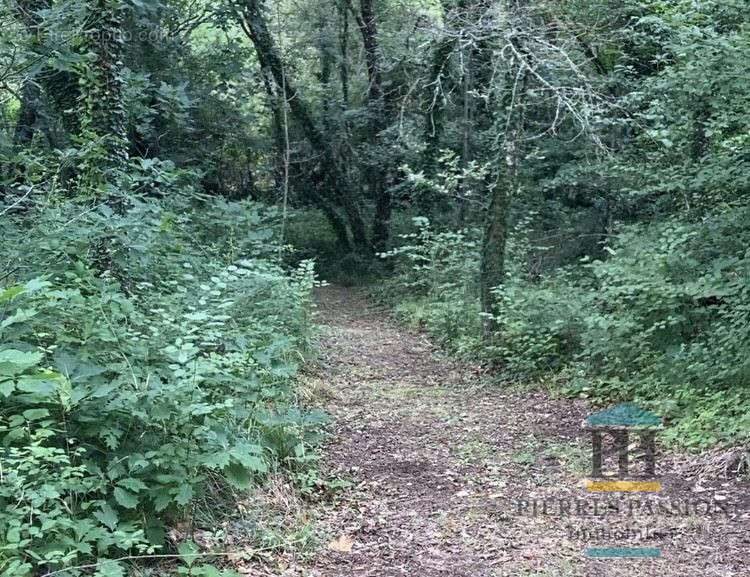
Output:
top-left (512, 402), bottom-right (739, 563)
top-left (583, 402), bottom-right (662, 558)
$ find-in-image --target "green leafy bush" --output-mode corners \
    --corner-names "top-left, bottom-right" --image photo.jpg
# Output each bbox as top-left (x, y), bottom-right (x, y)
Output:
top-left (486, 271), bottom-right (587, 377)
top-left (565, 203), bottom-right (750, 447)
top-left (377, 218), bottom-right (482, 354)
top-left (0, 196), bottom-right (319, 575)
top-left (380, 205), bottom-right (750, 449)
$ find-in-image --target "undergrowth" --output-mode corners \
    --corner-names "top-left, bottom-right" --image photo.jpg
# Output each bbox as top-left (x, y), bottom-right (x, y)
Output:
top-left (376, 210), bottom-right (750, 452)
top-left (0, 195), bottom-right (323, 576)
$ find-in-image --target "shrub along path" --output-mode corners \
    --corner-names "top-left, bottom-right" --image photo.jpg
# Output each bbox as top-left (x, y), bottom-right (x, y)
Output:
top-left (273, 286), bottom-right (748, 576)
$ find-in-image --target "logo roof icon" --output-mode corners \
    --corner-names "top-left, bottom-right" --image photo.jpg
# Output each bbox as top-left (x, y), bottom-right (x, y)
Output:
top-left (586, 403), bottom-right (660, 427)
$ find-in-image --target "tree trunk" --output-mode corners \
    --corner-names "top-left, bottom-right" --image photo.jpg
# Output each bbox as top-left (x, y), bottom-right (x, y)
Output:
top-left (479, 53), bottom-right (527, 336)
top-left (9, 1), bottom-right (53, 149)
top-left (2, 80), bottom-right (43, 199)
top-left (237, 0), bottom-right (369, 253)
top-left (691, 98), bottom-right (710, 162)
top-left (260, 68), bottom-right (286, 199)
top-left (78, 0), bottom-right (129, 192)
top-left (338, 0), bottom-right (350, 104)
top-left (480, 182), bottom-right (508, 325)
top-left (457, 46), bottom-right (473, 225)
top-left (13, 80), bottom-right (42, 148)
top-left (351, 0), bottom-right (391, 253)
top-left (6, 0), bottom-right (59, 195)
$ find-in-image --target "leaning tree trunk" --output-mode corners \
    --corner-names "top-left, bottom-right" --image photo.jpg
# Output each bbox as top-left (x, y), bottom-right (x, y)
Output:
top-left (236, 0), bottom-right (370, 254)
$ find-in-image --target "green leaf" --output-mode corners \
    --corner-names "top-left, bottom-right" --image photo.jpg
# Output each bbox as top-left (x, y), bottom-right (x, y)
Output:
top-left (0, 285), bottom-right (26, 302)
top-left (0, 307), bottom-right (38, 329)
top-left (0, 349), bottom-right (43, 375)
top-left (6, 526), bottom-right (21, 543)
top-left (153, 489), bottom-right (172, 512)
top-left (22, 408), bottom-right (50, 421)
top-left (230, 453), bottom-right (267, 473)
top-left (113, 487), bottom-right (139, 509)
top-left (118, 478), bottom-right (148, 492)
top-left (174, 484), bottom-right (193, 506)
top-left (94, 504), bottom-right (119, 530)
top-left (178, 541), bottom-right (199, 567)
top-left (0, 379), bottom-right (15, 397)
top-left (94, 560), bottom-right (125, 577)
top-left (224, 463), bottom-right (251, 489)
top-left (55, 352), bottom-right (106, 381)
top-left (16, 372), bottom-right (58, 394)
top-left (200, 451), bottom-right (231, 470)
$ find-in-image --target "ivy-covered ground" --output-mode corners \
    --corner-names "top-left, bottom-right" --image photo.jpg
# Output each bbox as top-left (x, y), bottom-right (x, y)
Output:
top-left (249, 286), bottom-right (749, 577)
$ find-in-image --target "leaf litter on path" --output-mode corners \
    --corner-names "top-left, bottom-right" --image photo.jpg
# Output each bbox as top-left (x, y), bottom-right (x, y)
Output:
top-left (235, 286), bottom-right (750, 577)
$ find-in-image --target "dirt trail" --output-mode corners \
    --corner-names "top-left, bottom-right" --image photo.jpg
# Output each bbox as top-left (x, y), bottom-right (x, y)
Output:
top-left (292, 286), bottom-right (748, 577)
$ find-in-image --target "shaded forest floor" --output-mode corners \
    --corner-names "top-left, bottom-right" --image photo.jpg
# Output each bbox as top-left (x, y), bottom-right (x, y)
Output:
top-left (238, 286), bottom-right (749, 576)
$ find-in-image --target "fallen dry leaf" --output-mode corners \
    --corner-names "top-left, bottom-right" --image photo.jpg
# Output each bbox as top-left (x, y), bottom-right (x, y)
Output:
top-left (328, 534), bottom-right (355, 553)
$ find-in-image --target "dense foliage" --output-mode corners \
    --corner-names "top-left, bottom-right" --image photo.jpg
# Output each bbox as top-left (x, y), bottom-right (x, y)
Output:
top-left (0, 193), bottom-right (318, 575)
top-left (378, 204), bottom-right (750, 449)
top-left (369, 0), bottom-right (749, 451)
top-left (1, 0), bottom-right (748, 573)
top-left (1, 1), bottom-right (326, 573)
top-left (373, 0), bottom-right (749, 449)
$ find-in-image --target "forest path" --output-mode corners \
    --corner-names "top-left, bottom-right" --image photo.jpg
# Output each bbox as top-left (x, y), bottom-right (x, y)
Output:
top-left (283, 285), bottom-right (747, 577)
